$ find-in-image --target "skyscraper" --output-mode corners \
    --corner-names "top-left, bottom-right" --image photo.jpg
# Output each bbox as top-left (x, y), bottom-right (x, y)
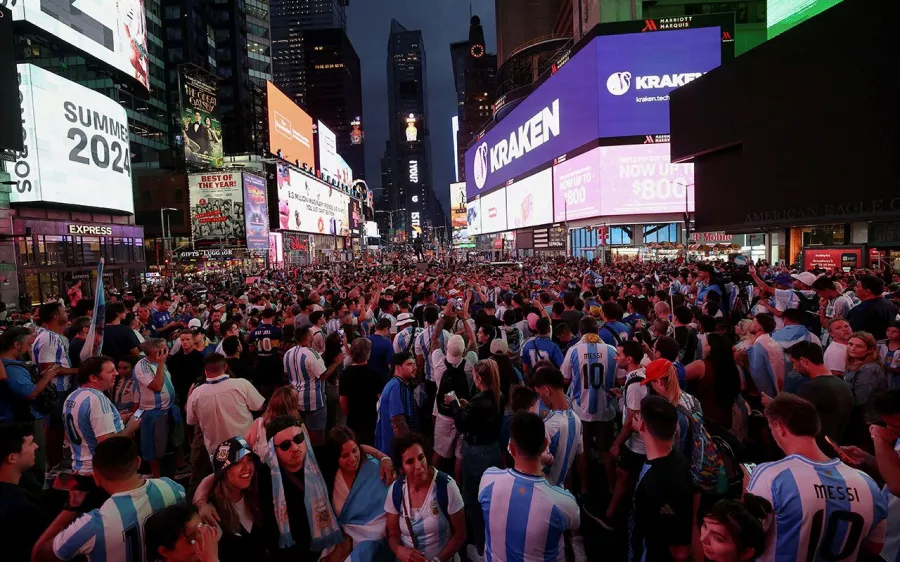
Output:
top-left (386, 19), bottom-right (432, 240)
top-left (454, 15), bottom-right (497, 182)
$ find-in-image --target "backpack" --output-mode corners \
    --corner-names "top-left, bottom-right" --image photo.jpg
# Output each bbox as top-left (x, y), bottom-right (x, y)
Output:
top-left (793, 290), bottom-right (822, 335)
top-left (502, 326), bottom-right (522, 354)
top-left (600, 324), bottom-right (623, 346)
top-left (436, 359), bottom-right (470, 417)
top-left (676, 404), bottom-right (726, 493)
top-left (391, 471), bottom-right (453, 526)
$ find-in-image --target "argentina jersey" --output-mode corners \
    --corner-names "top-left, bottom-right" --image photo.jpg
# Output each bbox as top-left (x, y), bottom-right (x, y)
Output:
top-left (383, 472), bottom-right (464, 561)
top-left (33, 327), bottom-right (73, 392)
top-left (562, 338), bottom-right (618, 422)
top-left (746, 455), bottom-right (888, 562)
top-left (394, 326), bottom-right (422, 354)
top-left (417, 326), bottom-right (449, 382)
top-left (543, 408), bottom-right (584, 487)
top-left (880, 438), bottom-right (900, 562)
top-left (521, 336), bottom-right (564, 370)
top-left (63, 388), bottom-right (124, 475)
top-left (53, 478), bottom-right (185, 562)
top-left (284, 345), bottom-right (326, 411)
top-left (479, 468), bottom-right (580, 562)
top-left (133, 358), bottom-right (175, 411)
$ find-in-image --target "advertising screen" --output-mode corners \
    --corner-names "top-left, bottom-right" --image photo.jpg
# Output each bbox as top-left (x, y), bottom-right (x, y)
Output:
top-left (189, 173), bottom-right (246, 247)
top-left (465, 43), bottom-right (601, 199)
top-left (10, 0), bottom-right (149, 90)
top-left (450, 182), bottom-right (472, 248)
top-left (349, 199), bottom-right (362, 233)
top-left (466, 199), bottom-right (482, 236)
top-left (268, 232), bottom-right (283, 265)
top-left (597, 143), bottom-right (694, 215)
top-left (452, 115), bottom-right (460, 182)
top-left (243, 173), bottom-right (269, 251)
top-left (802, 247), bottom-right (862, 272)
top-left (480, 188), bottom-right (508, 234)
top-left (180, 69), bottom-right (223, 168)
top-left (267, 82), bottom-right (315, 167)
top-left (553, 148), bottom-right (601, 222)
top-left (768, 0), bottom-right (843, 38)
top-left (596, 28), bottom-right (722, 138)
top-left (10, 64), bottom-right (134, 213)
top-left (317, 120), bottom-right (338, 179)
top-left (506, 168), bottom-right (553, 229)
top-left (335, 154), bottom-right (353, 186)
top-left (276, 165), bottom-right (350, 236)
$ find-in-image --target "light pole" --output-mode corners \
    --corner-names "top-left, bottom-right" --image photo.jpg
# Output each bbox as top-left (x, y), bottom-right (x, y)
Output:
top-left (159, 208), bottom-right (177, 281)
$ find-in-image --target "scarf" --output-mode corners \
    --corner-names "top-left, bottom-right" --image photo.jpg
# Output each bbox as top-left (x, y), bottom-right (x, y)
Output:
top-left (263, 427), bottom-right (343, 551)
top-left (326, 456), bottom-right (391, 562)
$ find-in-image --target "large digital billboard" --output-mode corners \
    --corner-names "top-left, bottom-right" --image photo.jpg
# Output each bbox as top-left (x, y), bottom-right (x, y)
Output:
top-left (267, 82), bottom-right (315, 167)
top-left (480, 188), bottom-right (508, 234)
top-left (450, 182), bottom-right (472, 248)
top-left (276, 165), bottom-right (350, 236)
top-left (553, 149), bottom-right (601, 222)
top-left (596, 28), bottom-right (721, 139)
top-left (189, 173), bottom-right (245, 247)
top-left (317, 120), bottom-right (338, 179)
top-left (243, 173), bottom-right (269, 251)
top-left (10, 64), bottom-right (134, 213)
top-left (506, 168), bottom-right (553, 229)
top-left (466, 199), bottom-right (482, 236)
top-left (597, 143), bottom-right (694, 215)
top-left (768, 0), bottom-right (843, 38)
top-left (180, 68), bottom-right (223, 168)
top-left (334, 154), bottom-right (353, 187)
top-left (10, 0), bottom-right (149, 90)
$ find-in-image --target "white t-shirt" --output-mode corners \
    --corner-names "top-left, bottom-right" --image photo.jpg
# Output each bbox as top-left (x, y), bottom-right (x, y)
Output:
top-left (823, 341), bottom-right (848, 374)
top-left (384, 471), bottom-right (464, 561)
top-left (185, 375), bottom-right (265, 455)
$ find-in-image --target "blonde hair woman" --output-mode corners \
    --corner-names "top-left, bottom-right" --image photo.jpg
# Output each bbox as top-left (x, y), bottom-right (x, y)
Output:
top-left (245, 385), bottom-right (300, 456)
top-left (844, 332), bottom-right (887, 424)
top-left (733, 319), bottom-right (755, 351)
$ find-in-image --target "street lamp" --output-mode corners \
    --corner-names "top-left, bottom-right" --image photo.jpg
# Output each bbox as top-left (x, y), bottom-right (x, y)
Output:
top-left (159, 207), bottom-right (177, 258)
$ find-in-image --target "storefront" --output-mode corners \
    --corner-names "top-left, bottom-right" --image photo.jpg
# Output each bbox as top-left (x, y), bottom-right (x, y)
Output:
top-left (867, 221), bottom-right (900, 273)
top-left (283, 232), bottom-right (311, 266)
top-left (13, 219), bottom-right (145, 307)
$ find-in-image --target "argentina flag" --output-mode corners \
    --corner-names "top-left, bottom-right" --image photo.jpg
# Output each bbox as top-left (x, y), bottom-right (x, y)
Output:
top-left (80, 259), bottom-right (106, 363)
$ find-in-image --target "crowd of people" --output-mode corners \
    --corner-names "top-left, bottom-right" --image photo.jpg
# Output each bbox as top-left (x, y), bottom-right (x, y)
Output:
top-left (0, 253), bottom-right (899, 562)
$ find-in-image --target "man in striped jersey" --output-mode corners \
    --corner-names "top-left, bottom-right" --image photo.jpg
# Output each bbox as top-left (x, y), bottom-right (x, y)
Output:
top-left (521, 317), bottom-right (564, 377)
top-left (479, 411), bottom-right (580, 562)
top-left (134, 339), bottom-right (186, 478)
top-left (561, 315), bottom-right (619, 493)
top-left (415, 305), bottom-right (450, 383)
top-left (532, 366), bottom-right (584, 489)
top-left (64, 356), bottom-right (141, 477)
top-left (284, 325), bottom-right (342, 445)
top-left (746, 393), bottom-right (888, 562)
top-left (33, 437), bottom-right (185, 562)
top-left (392, 312), bottom-right (421, 354)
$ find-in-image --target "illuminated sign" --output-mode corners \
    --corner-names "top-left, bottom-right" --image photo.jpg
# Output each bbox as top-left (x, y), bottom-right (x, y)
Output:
top-left (405, 114), bottom-right (418, 142)
top-left (409, 160), bottom-right (419, 184)
top-left (67, 224), bottom-right (113, 235)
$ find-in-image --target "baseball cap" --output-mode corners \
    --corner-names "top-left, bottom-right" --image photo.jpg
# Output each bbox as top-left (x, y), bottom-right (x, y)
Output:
top-left (490, 339), bottom-right (509, 355)
top-left (187, 318), bottom-right (203, 328)
top-left (641, 359), bottom-right (674, 386)
top-left (212, 437), bottom-right (255, 478)
top-left (396, 312), bottom-right (415, 327)
top-left (448, 289), bottom-right (459, 296)
top-left (773, 273), bottom-right (794, 287)
top-left (791, 272), bottom-right (818, 287)
top-left (446, 334), bottom-right (465, 362)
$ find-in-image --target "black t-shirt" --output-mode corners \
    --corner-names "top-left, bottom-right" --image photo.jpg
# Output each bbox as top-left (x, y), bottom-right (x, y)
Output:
top-left (629, 450), bottom-right (693, 562)
top-left (101, 324), bottom-right (140, 363)
top-left (257, 459), bottom-right (318, 562)
top-left (560, 310), bottom-right (583, 335)
top-left (0, 483), bottom-right (49, 562)
top-left (339, 364), bottom-right (382, 436)
top-left (226, 356), bottom-right (252, 380)
top-left (68, 337), bottom-right (87, 369)
top-left (797, 374), bottom-right (855, 451)
top-left (846, 297), bottom-right (896, 340)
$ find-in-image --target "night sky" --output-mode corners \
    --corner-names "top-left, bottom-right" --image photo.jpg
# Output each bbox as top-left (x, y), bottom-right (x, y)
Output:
top-left (347, 0), bottom-right (497, 215)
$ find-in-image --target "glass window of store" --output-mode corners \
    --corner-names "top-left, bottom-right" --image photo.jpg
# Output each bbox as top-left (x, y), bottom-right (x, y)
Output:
top-left (18, 238), bottom-right (33, 267)
top-left (610, 226), bottom-right (632, 245)
top-left (82, 237), bottom-right (101, 264)
top-left (642, 223), bottom-right (678, 244)
top-left (800, 225), bottom-right (846, 246)
top-left (45, 236), bottom-right (70, 266)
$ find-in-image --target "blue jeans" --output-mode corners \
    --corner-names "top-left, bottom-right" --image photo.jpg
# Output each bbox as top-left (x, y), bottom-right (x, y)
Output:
top-left (461, 441), bottom-right (502, 550)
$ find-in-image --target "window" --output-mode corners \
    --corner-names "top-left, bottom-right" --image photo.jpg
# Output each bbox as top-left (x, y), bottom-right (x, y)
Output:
top-left (642, 223), bottom-right (678, 244)
top-left (18, 237), bottom-right (33, 267)
top-left (45, 236), bottom-right (70, 266)
top-left (800, 225), bottom-right (845, 246)
top-left (164, 6), bottom-right (180, 18)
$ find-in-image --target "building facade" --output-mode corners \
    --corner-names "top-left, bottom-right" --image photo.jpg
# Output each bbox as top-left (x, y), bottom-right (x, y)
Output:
top-left (453, 16), bottom-right (497, 183)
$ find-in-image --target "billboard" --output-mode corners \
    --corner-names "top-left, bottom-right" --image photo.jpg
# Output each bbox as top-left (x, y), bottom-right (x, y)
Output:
top-left (596, 28), bottom-right (722, 139)
top-left (452, 115), bottom-right (460, 182)
top-left (480, 188), bottom-right (508, 234)
top-left (349, 199), bottom-right (362, 233)
top-left (553, 149), bottom-right (601, 222)
top-left (467, 199), bottom-right (482, 236)
top-left (267, 82), bottom-right (315, 166)
top-left (597, 143), bottom-right (694, 215)
top-left (10, 64), bottom-right (134, 213)
top-left (802, 247), bottom-right (862, 272)
top-left (506, 168), bottom-right (553, 229)
top-left (243, 173), bottom-right (269, 251)
top-left (189, 173), bottom-right (246, 247)
top-left (317, 120), bottom-right (338, 179)
top-left (335, 154), bottom-right (353, 187)
top-left (180, 69), bottom-right (223, 167)
top-left (276, 165), bottom-right (350, 235)
top-left (268, 232), bottom-right (283, 265)
top-left (9, 0), bottom-right (149, 90)
top-left (768, 0), bottom-right (843, 38)
top-left (450, 182), bottom-right (472, 248)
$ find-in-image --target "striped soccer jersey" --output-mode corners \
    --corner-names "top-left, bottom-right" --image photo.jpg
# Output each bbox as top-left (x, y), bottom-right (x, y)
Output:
top-left (416, 326), bottom-right (449, 382)
top-left (33, 327), bottom-right (73, 392)
top-left (542, 408), bottom-right (584, 487)
top-left (63, 388), bottom-right (124, 474)
top-left (284, 345), bottom-right (326, 411)
top-left (746, 454), bottom-right (888, 562)
top-left (133, 358), bottom-right (175, 411)
top-left (562, 337), bottom-right (619, 422)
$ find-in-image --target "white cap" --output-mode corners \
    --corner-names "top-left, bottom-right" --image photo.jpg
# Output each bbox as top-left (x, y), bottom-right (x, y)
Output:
top-left (791, 272), bottom-right (819, 287)
top-left (188, 318), bottom-right (203, 328)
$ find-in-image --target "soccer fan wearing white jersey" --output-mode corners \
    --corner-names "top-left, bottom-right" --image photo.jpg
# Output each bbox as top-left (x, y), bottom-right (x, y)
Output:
top-left (479, 411), bottom-right (580, 562)
top-left (416, 305), bottom-right (451, 382)
top-left (33, 437), bottom-right (185, 562)
top-left (134, 338), bottom-right (187, 478)
top-left (746, 393), bottom-right (888, 562)
top-left (562, 315), bottom-right (619, 493)
top-left (33, 301), bottom-right (79, 468)
top-left (392, 312), bottom-right (421, 354)
top-left (64, 356), bottom-right (142, 476)
top-left (284, 325), bottom-right (341, 445)
top-left (532, 366), bottom-right (584, 489)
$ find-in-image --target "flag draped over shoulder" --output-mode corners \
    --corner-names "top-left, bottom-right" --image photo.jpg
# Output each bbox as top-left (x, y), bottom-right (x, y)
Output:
top-left (80, 259), bottom-right (105, 363)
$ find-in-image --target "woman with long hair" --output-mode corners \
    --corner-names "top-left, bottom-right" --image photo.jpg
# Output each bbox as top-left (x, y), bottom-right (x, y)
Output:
top-left (245, 385), bottom-right (300, 457)
top-left (685, 332), bottom-right (742, 431)
top-left (844, 332), bottom-right (888, 425)
top-left (385, 433), bottom-right (466, 562)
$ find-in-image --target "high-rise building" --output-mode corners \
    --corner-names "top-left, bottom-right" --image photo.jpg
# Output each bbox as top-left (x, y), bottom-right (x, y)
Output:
top-left (454, 16), bottom-right (497, 183)
top-left (302, 28), bottom-right (365, 180)
top-left (385, 19), bottom-right (433, 240)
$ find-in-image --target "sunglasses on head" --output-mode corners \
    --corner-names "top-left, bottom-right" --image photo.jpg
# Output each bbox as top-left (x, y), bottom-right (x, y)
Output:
top-left (276, 432), bottom-right (305, 451)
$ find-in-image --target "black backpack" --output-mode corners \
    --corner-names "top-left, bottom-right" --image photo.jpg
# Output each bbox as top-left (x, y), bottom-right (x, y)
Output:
top-left (436, 359), bottom-right (470, 417)
top-left (793, 291), bottom-right (822, 335)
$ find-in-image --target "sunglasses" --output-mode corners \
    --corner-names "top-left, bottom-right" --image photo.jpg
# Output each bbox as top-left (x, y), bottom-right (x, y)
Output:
top-left (276, 433), bottom-right (305, 451)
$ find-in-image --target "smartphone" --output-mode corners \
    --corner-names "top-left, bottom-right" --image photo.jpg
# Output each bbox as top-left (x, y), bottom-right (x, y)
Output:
top-left (825, 436), bottom-right (855, 464)
top-left (132, 409), bottom-right (145, 421)
top-left (741, 463), bottom-right (758, 476)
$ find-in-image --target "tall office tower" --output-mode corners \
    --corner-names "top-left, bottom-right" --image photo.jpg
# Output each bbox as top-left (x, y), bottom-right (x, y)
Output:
top-left (455, 15), bottom-right (497, 182)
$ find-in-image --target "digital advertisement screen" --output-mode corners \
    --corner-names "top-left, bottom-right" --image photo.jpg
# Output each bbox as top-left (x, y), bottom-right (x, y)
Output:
top-left (349, 199), bottom-right (362, 233)
top-left (10, 64), bottom-right (134, 213)
top-left (597, 143), bottom-right (695, 215)
top-left (553, 148), bottom-right (601, 222)
top-left (335, 154), bottom-right (353, 186)
top-left (480, 188), bottom-right (508, 234)
top-left (180, 69), bottom-right (223, 168)
top-left (466, 198), bottom-right (482, 236)
top-left (506, 168), bottom-right (553, 229)
top-left (268, 232), bottom-right (283, 265)
top-left (596, 28), bottom-right (722, 138)
top-left (317, 120), bottom-right (338, 179)
top-left (243, 173), bottom-right (269, 250)
top-left (10, 0), bottom-right (149, 90)
top-left (768, 0), bottom-right (843, 38)
top-left (465, 43), bottom-right (601, 200)
top-left (450, 182), bottom-right (473, 248)
top-left (276, 165), bottom-right (350, 236)
top-left (189, 173), bottom-right (246, 247)
top-left (267, 82), bottom-right (315, 167)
